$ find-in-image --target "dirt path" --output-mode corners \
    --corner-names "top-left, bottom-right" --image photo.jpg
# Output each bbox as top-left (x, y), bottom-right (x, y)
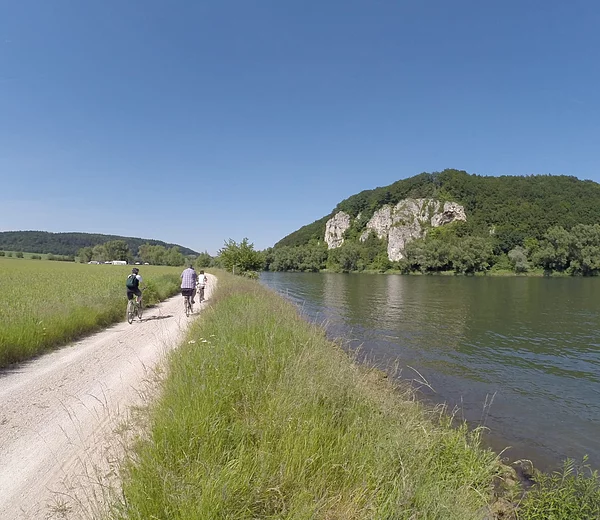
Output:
top-left (0, 277), bottom-right (215, 519)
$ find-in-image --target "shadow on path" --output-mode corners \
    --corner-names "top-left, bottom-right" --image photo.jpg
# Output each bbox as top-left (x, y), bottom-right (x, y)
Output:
top-left (136, 314), bottom-right (174, 323)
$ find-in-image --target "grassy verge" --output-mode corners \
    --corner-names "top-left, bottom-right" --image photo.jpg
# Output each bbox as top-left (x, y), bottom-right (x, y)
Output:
top-left (516, 458), bottom-right (600, 519)
top-left (110, 270), bottom-right (513, 519)
top-left (0, 259), bottom-right (182, 368)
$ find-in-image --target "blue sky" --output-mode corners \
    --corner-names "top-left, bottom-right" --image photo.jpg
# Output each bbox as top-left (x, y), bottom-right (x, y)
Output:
top-left (1, 1), bottom-right (599, 255)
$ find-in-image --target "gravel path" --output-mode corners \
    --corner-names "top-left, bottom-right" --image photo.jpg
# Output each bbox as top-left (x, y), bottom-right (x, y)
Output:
top-left (0, 277), bottom-right (214, 519)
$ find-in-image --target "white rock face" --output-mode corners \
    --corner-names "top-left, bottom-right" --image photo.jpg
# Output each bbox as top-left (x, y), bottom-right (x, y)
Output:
top-left (387, 222), bottom-right (424, 261)
top-left (324, 211), bottom-right (351, 249)
top-left (431, 202), bottom-right (467, 227)
top-left (325, 198), bottom-right (466, 260)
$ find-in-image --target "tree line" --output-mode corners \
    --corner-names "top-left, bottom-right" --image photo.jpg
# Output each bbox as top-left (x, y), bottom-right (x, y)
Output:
top-left (76, 240), bottom-right (219, 268)
top-left (77, 240), bottom-right (188, 266)
top-left (0, 231), bottom-right (197, 257)
top-left (263, 223), bottom-right (600, 276)
top-left (146, 226), bottom-right (600, 277)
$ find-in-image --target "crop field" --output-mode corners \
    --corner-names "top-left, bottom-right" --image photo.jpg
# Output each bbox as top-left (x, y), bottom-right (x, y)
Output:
top-left (0, 258), bottom-right (182, 368)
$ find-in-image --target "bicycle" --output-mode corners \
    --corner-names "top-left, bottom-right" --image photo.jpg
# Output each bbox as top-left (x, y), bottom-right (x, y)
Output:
top-left (126, 289), bottom-right (145, 324)
top-left (182, 288), bottom-right (194, 317)
top-left (197, 283), bottom-right (206, 303)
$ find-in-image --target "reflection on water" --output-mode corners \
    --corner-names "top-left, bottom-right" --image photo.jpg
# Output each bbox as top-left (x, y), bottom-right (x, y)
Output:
top-left (261, 272), bottom-right (600, 471)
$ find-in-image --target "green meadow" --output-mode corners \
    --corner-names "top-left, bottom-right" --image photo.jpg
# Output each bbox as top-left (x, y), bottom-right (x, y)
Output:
top-left (0, 258), bottom-right (181, 368)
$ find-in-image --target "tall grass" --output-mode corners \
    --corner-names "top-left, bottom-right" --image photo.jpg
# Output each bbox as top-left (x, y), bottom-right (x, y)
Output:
top-left (110, 270), bottom-right (505, 519)
top-left (0, 259), bottom-right (182, 368)
top-left (516, 457), bottom-right (600, 519)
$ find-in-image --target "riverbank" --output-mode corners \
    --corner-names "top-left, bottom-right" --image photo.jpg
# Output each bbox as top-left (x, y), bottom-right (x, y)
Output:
top-left (107, 270), bottom-right (503, 518)
top-left (106, 270), bottom-right (600, 519)
top-left (317, 267), bottom-right (568, 277)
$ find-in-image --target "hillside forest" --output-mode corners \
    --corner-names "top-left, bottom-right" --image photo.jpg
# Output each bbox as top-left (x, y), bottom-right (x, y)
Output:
top-left (0, 231), bottom-right (197, 257)
top-left (266, 170), bottom-right (600, 276)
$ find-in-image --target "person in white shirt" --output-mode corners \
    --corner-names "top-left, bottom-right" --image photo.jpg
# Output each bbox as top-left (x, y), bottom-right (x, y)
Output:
top-left (197, 270), bottom-right (208, 302)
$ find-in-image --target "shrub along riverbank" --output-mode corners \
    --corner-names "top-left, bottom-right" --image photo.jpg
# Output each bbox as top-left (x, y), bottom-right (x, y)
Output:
top-left (0, 259), bottom-right (182, 368)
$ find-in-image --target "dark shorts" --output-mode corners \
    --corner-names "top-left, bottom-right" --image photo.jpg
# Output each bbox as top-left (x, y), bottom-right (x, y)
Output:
top-left (181, 288), bottom-right (195, 297)
top-left (127, 288), bottom-right (142, 300)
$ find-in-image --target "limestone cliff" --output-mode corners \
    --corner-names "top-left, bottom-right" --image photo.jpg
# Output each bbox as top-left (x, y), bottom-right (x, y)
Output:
top-left (324, 211), bottom-right (351, 249)
top-left (324, 198), bottom-right (466, 260)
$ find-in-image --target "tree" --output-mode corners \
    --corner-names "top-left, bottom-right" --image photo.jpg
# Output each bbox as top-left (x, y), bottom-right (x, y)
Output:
top-left (450, 237), bottom-right (493, 274)
top-left (299, 243), bottom-right (328, 272)
top-left (337, 242), bottom-right (362, 272)
top-left (533, 226), bottom-right (571, 272)
top-left (92, 244), bottom-right (107, 262)
top-left (153, 246), bottom-right (168, 265)
top-left (423, 239), bottom-right (452, 272)
top-left (508, 246), bottom-right (529, 273)
top-left (78, 246), bottom-right (94, 263)
top-left (359, 234), bottom-right (387, 270)
top-left (404, 240), bottom-right (428, 272)
top-left (138, 243), bottom-right (172, 265)
top-left (104, 240), bottom-right (132, 262)
top-left (567, 224), bottom-right (600, 276)
top-left (166, 247), bottom-right (185, 266)
top-left (138, 243), bottom-right (155, 264)
top-left (196, 251), bottom-right (213, 268)
top-left (218, 238), bottom-right (263, 273)
top-left (370, 251), bottom-right (392, 272)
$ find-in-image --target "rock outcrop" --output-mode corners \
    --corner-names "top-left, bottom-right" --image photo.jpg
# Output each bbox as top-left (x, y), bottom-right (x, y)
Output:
top-left (324, 211), bottom-right (351, 249)
top-left (431, 202), bottom-right (467, 227)
top-left (325, 198), bottom-right (466, 260)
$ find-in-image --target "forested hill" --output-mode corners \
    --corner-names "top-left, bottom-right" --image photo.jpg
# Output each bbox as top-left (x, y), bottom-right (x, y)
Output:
top-left (275, 169), bottom-right (600, 251)
top-left (0, 231), bottom-right (198, 256)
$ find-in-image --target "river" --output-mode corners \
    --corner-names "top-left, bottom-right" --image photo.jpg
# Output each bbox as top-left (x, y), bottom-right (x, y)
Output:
top-left (260, 272), bottom-right (600, 471)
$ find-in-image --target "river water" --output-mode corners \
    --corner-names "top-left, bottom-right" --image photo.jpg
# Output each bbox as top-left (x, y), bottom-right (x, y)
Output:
top-left (260, 272), bottom-right (600, 471)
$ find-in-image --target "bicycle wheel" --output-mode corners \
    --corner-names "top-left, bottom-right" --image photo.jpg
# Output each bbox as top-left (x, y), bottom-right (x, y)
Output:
top-left (127, 300), bottom-right (135, 324)
top-left (185, 296), bottom-right (191, 317)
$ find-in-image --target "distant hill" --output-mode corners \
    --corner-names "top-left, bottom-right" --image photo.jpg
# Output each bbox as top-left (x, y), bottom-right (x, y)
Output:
top-left (275, 169), bottom-right (600, 252)
top-left (0, 231), bottom-right (198, 257)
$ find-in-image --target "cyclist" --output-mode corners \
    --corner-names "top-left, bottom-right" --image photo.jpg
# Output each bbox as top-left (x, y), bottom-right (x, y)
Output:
top-left (197, 270), bottom-right (208, 302)
top-left (181, 264), bottom-right (197, 305)
top-left (126, 267), bottom-right (143, 304)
